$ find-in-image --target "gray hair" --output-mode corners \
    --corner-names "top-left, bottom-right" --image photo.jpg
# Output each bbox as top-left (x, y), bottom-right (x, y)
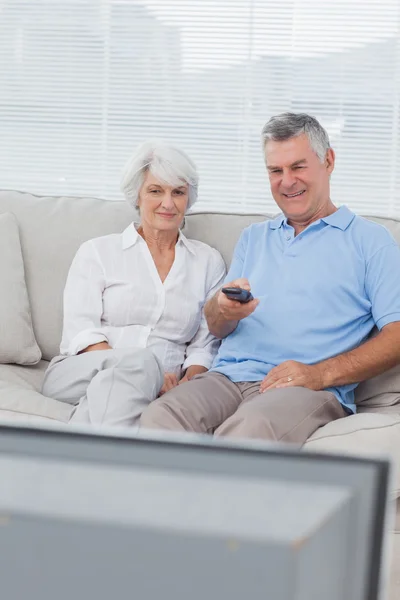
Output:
top-left (261, 112), bottom-right (330, 162)
top-left (121, 139), bottom-right (198, 211)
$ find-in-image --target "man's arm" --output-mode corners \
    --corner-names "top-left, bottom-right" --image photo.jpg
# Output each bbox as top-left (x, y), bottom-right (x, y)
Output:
top-left (321, 321), bottom-right (400, 386)
top-left (204, 292), bottom-right (239, 339)
top-left (205, 278), bottom-right (259, 339)
top-left (260, 322), bottom-right (400, 392)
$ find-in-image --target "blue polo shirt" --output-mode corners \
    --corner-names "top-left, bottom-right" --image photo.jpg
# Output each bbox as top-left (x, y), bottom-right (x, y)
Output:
top-left (211, 206), bottom-right (400, 412)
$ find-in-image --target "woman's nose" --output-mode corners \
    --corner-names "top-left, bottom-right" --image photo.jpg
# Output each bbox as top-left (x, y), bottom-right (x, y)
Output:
top-left (162, 193), bottom-right (174, 208)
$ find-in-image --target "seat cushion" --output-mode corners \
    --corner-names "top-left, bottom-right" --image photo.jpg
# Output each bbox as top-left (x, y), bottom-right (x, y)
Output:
top-left (0, 409), bottom-right (67, 426)
top-left (304, 413), bottom-right (400, 498)
top-left (355, 328), bottom-right (400, 413)
top-left (356, 364), bottom-right (400, 412)
top-left (0, 360), bottom-right (48, 391)
top-left (0, 212), bottom-right (41, 365)
top-left (0, 362), bottom-right (73, 422)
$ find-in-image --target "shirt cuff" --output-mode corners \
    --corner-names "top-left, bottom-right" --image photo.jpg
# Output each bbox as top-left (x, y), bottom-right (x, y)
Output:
top-left (375, 313), bottom-right (400, 330)
top-left (182, 352), bottom-right (214, 371)
top-left (63, 330), bottom-right (109, 356)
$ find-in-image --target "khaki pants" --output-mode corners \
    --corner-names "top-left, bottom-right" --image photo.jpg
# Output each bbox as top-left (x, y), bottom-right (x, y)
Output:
top-left (140, 371), bottom-right (348, 445)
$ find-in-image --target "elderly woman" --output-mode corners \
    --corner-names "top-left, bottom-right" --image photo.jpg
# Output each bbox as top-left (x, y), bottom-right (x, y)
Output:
top-left (42, 140), bottom-right (226, 427)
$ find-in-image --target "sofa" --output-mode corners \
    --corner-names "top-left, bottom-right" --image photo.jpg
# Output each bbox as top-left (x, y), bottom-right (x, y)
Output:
top-left (1, 188), bottom-right (400, 596)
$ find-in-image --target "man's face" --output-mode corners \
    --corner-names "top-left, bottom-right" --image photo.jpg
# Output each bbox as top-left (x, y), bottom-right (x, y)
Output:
top-left (265, 133), bottom-right (335, 223)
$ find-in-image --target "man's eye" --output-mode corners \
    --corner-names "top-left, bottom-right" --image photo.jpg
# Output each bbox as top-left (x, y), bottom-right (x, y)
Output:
top-left (270, 170), bottom-right (282, 174)
top-left (294, 166), bottom-right (304, 170)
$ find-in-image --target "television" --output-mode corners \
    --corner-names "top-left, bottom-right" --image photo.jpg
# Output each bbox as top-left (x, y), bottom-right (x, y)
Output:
top-left (0, 422), bottom-right (391, 600)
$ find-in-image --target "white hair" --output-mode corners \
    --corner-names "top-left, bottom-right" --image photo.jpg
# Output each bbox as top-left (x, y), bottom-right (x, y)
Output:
top-left (120, 139), bottom-right (198, 212)
top-left (261, 112), bottom-right (331, 162)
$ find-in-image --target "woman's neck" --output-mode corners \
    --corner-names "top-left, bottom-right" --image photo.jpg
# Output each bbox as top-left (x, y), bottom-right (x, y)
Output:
top-left (138, 223), bottom-right (178, 252)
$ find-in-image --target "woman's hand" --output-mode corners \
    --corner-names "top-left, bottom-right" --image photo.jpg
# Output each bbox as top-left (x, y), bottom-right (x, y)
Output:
top-left (179, 365), bottom-right (208, 385)
top-left (159, 373), bottom-right (179, 396)
top-left (78, 342), bottom-right (112, 354)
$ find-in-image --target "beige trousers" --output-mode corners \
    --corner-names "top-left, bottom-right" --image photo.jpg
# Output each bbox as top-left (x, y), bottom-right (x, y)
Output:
top-left (140, 371), bottom-right (349, 445)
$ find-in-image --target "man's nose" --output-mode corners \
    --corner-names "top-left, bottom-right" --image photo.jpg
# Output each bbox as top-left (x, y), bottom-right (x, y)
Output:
top-left (281, 170), bottom-right (297, 189)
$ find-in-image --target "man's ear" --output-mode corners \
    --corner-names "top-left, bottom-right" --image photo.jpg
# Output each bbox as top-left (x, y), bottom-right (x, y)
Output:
top-left (325, 147), bottom-right (335, 175)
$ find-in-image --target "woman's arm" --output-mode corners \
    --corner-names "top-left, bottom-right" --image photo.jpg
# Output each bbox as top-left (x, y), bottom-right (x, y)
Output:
top-left (78, 341), bottom-right (112, 354)
top-left (181, 249), bottom-right (227, 375)
top-left (60, 241), bottom-right (111, 355)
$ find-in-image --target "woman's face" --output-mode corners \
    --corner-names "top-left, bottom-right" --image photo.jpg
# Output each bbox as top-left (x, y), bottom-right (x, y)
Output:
top-left (137, 171), bottom-right (189, 233)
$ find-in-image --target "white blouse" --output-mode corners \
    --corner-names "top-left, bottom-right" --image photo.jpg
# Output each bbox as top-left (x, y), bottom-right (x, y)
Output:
top-left (60, 223), bottom-right (226, 376)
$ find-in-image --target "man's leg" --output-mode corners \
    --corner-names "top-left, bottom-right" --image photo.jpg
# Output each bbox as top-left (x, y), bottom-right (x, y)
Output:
top-left (42, 348), bottom-right (163, 427)
top-left (140, 372), bottom-right (242, 434)
top-left (214, 385), bottom-right (348, 445)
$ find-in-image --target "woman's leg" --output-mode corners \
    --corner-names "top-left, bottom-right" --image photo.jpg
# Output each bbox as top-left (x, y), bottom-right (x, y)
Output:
top-left (42, 348), bottom-right (163, 427)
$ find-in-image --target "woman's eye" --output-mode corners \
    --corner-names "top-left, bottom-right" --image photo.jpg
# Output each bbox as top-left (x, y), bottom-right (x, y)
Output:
top-left (174, 190), bottom-right (185, 195)
top-left (150, 189), bottom-right (160, 194)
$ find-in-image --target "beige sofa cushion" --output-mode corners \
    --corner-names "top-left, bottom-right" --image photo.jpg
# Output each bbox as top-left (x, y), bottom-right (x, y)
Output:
top-left (0, 360), bottom-right (48, 391)
top-left (355, 326), bottom-right (400, 413)
top-left (0, 212), bottom-right (41, 365)
top-left (356, 365), bottom-right (400, 412)
top-left (0, 379), bottom-right (73, 422)
top-left (0, 362), bottom-right (72, 422)
top-left (304, 413), bottom-right (400, 499)
top-left (0, 191), bottom-right (134, 361)
top-left (0, 410), bottom-right (67, 425)
top-left (183, 212), bottom-right (268, 266)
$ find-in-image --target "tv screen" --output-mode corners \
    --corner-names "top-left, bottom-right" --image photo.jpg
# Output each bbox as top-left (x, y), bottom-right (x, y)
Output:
top-left (0, 423), bottom-right (391, 600)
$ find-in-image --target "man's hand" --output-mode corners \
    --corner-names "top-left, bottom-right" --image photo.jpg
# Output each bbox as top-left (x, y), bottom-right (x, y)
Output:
top-left (259, 360), bottom-right (324, 393)
top-left (179, 365), bottom-right (208, 385)
top-left (217, 278), bottom-right (259, 321)
top-left (159, 373), bottom-right (179, 396)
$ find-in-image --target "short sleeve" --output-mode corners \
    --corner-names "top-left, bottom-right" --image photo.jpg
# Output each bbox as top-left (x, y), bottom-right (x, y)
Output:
top-left (365, 242), bottom-right (400, 330)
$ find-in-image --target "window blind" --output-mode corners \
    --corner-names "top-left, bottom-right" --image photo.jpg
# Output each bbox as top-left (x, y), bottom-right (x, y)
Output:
top-left (0, 0), bottom-right (399, 216)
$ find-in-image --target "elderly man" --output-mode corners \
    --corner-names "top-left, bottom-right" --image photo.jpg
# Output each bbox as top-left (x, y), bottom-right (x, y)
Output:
top-left (140, 112), bottom-right (400, 444)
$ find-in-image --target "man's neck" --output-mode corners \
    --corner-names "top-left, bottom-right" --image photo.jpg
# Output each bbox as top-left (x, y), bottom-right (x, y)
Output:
top-left (288, 202), bottom-right (337, 236)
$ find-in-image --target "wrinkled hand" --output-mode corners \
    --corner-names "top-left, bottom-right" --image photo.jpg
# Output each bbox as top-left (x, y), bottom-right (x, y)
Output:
top-left (159, 372), bottom-right (179, 396)
top-left (259, 360), bottom-right (324, 393)
top-left (179, 365), bottom-right (208, 385)
top-left (217, 278), bottom-right (259, 322)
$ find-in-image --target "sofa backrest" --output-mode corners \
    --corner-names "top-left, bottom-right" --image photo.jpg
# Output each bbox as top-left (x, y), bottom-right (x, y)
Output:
top-left (0, 190), bottom-right (267, 359)
top-left (2, 189), bottom-right (400, 361)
